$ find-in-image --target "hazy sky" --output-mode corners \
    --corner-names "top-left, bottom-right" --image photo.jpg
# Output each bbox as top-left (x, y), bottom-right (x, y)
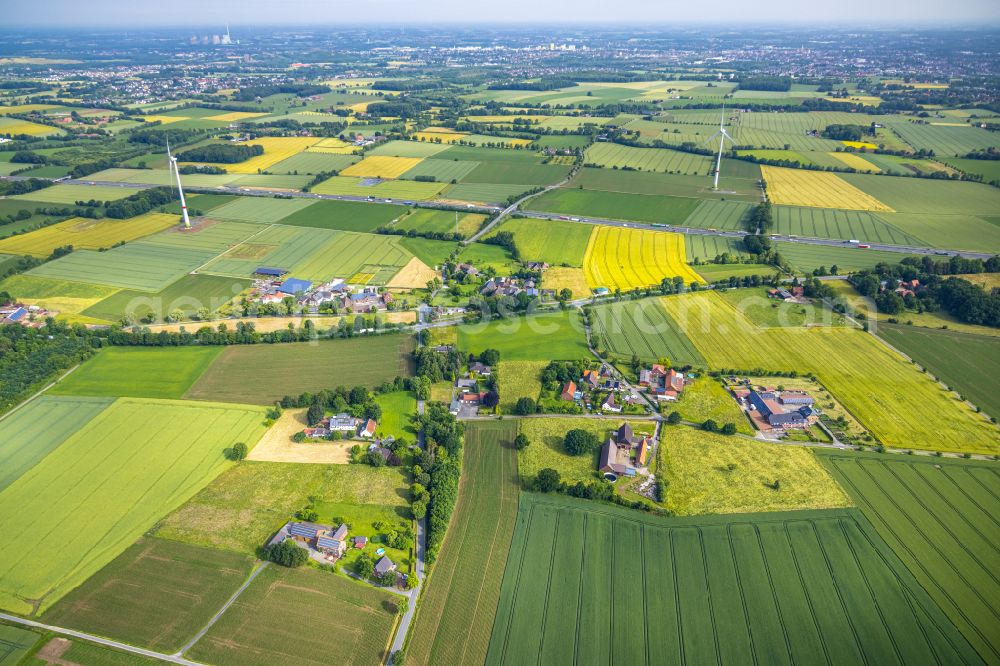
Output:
top-left (7, 0), bottom-right (1000, 27)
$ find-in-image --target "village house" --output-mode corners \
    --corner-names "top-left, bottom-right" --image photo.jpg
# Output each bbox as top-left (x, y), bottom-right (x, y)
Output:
top-left (747, 390), bottom-right (810, 429)
top-left (581, 369), bottom-right (600, 389)
top-left (601, 393), bottom-right (622, 413)
top-left (560, 381), bottom-right (578, 402)
top-left (638, 365), bottom-right (685, 401)
top-left (598, 422), bottom-right (654, 476)
top-left (374, 555), bottom-right (397, 577)
top-left (286, 521), bottom-right (350, 559)
top-left (469, 361), bottom-right (492, 376)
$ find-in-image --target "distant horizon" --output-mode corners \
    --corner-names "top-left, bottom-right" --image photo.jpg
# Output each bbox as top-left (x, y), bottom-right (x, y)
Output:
top-left (5, 21), bottom-right (1000, 30)
top-left (5, 0), bottom-right (1000, 29)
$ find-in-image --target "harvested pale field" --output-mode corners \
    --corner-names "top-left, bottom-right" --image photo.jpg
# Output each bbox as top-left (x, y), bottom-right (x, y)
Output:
top-left (306, 138), bottom-right (357, 154)
top-left (584, 227), bottom-right (701, 291)
top-left (247, 409), bottom-right (352, 464)
top-left (387, 256), bottom-right (437, 289)
top-left (341, 155), bottom-right (424, 179)
top-left (761, 165), bottom-right (894, 212)
top-left (828, 152), bottom-right (882, 172)
top-left (541, 267), bottom-right (590, 299)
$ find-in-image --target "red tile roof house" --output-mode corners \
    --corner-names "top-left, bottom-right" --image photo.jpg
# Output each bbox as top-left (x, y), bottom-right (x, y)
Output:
top-left (560, 381), bottom-right (578, 401)
top-left (581, 369), bottom-right (600, 389)
top-left (357, 418), bottom-right (377, 438)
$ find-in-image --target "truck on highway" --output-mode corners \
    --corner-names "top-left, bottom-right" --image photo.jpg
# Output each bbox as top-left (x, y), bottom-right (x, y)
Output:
top-left (848, 239), bottom-right (860, 244)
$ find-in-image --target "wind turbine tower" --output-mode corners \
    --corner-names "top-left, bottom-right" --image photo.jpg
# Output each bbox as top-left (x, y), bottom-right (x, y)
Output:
top-left (708, 107), bottom-right (735, 190)
top-left (166, 140), bottom-right (191, 229)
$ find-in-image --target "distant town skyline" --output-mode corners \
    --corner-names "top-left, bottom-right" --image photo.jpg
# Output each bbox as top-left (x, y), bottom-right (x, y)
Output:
top-left (6, 0), bottom-right (1000, 28)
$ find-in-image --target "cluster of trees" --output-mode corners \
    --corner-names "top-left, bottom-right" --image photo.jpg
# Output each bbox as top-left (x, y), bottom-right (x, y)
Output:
top-left (0, 178), bottom-right (52, 198)
top-left (233, 83), bottom-right (329, 101)
top-left (821, 124), bottom-right (873, 142)
top-left (738, 76), bottom-right (792, 92)
top-left (265, 539), bottom-right (308, 568)
top-left (368, 100), bottom-right (429, 119)
top-left (0, 319), bottom-right (96, 414)
top-left (10, 150), bottom-right (46, 164)
top-left (848, 255), bottom-right (1000, 326)
top-left (104, 187), bottom-right (175, 219)
top-left (413, 345), bottom-right (464, 382)
top-left (280, 384), bottom-right (383, 423)
top-left (376, 226), bottom-right (464, 243)
top-left (128, 127), bottom-right (207, 147)
top-left (482, 230), bottom-right (521, 261)
top-left (745, 202), bottom-right (773, 234)
top-left (178, 164), bottom-right (226, 175)
top-left (419, 403), bottom-right (464, 563)
top-left (176, 143), bottom-right (263, 164)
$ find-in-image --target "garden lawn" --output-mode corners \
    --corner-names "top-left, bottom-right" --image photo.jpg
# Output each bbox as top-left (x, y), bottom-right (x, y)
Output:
top-left (458, 310), bottom-right (589, 361)
top-left (374, 390), bottom-right (417, 439)
top-left (407, 421), bottom-right (519, 666)
top-left (187, 565), bottom-right (401, 666)
top-left (41, 538), bottom-right (256, 653)
top-left (662, 426), bottom-right (851, 514)
top-left (0, 397), bottom-right (267, 615)
top-left (517, 417), bottom-right (654, 486)
top-left (184, 335), bottom-right (415, 405)
top-left (49, 346), bottom-right (222, 399)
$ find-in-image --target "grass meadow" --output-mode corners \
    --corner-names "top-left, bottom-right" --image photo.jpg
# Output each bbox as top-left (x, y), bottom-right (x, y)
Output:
top-left (184, 334), bottom-right (415, 405)
top-left (530, 188), bottom-right (702, 226)
top-left (662, 426), bottom-right (851, 514)
top-left (0, 397), bottom-right (267, 615)
top-left (485, 495), bottom-right (980, 666)
top-left (488, 217), bottom-right (592, 266)
top-left (277, 199), bottom-right (402, 232)
top-left (187, 565), bottom-right (401, 666)
top-left (497, 360), bottom-right (547, 413)
top-left (584, 142), bottom-right (712, 174)
top-left (820, 452), bottom-right (1000, 664)
top-left (312, 175), bottom-right (446, 200)
top-left (81, 273), bottom-right (251, 323)
top-left (41, 538), bottom-right (256, 652)
top-left (12, 184), bottom-right (142, 205)
top-left (660, 291), bottom-right (998, 454)
top-left (457, 310), bottom-right (589, 361)
top-left (672, 378), bottom-right (753, 434)
top-left (156, 462), bottom-right (409, 554)
top-left (49, 346), bottom-right (222, 399)
top-left (406, 421), bottom-right (519, 666)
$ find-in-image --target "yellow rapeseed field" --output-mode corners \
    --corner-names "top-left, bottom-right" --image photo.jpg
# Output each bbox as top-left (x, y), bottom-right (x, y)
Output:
top-left (143, 115), bottom-right (187, 125)
top-left (0, 213), bottom-right (179, 257)
top-left (0, 117), bottom-right (60, 136)
top-left (206, 111), bottom-right (268, 122)
top-left (205, 137), bottom-right (323, 174)
top-left (583, 227), bottom-right (701, 291)
top-left (761, 165), bottom-right (894, 212)
top-left (340, 155), bottom-right (424, 179)
top-left (828, 152), bottom-right (882, 172)
top-left (841, 140), bottom-right (879, 150)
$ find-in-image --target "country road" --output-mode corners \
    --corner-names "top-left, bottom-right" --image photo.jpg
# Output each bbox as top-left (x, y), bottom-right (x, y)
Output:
top-left (0, 612), bottom-right (203, 666)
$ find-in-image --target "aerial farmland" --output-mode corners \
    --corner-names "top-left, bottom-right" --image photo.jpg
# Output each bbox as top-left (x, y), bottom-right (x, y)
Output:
top-left (0, 14), bottom-right (997, 666)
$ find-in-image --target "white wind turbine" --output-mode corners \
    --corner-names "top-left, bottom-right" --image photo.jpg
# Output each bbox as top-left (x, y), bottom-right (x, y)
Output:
top-left (707, 107), bottom-right (735, 190)
top-left (166, 138), bottom-right (191, 229)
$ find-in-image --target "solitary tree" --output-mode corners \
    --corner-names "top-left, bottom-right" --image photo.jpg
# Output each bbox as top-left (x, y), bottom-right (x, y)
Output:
top-left (536, 468), bottom-right (561, 492)
top-left (702, 419), bottom-right (719, 432)
top-left (306, 403), bottom-right (325, 426)
top-left (513, 397), bottom-right (536, 415)
top-left (721, 423), bottom-right (737, 436)
top-left (667, 411), bottom-right (682, 425)
top-left (229, 441), bottom-right (248, 460)
top-left (564, 429), bottom-right (598, 456)
top-left (514, 433), bottom-right (530, 450)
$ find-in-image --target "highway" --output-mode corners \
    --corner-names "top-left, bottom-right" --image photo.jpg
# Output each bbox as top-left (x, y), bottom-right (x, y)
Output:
top-left (515, 210), bottom-right (997, 261)
top-left (3, 173), bottom-right (994, 260)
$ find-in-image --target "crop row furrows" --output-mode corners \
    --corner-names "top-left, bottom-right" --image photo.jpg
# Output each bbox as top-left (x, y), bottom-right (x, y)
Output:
top-left (865, 461), bottom-right (1000, 609)
top-left (845, 513), bottom-right (982, 666)
top-left (831, 461), bottom-right (1000, 661)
